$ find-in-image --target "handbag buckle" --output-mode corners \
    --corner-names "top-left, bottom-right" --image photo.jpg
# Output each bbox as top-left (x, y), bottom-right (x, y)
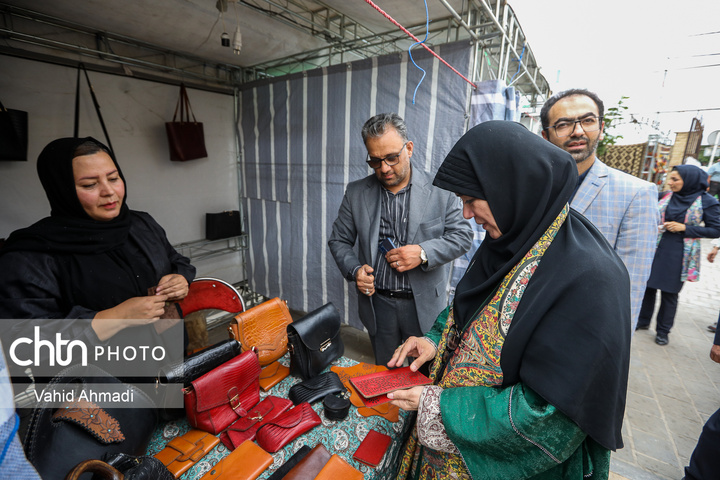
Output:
top-left (319, 339), bottom-right (332, 352)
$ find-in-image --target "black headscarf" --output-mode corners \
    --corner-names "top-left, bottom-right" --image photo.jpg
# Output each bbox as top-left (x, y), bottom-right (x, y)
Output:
top-left (1, 137), bottom-right (158, 306)
top-left (2, 137), bottom-right (131, 255)
top-left (433, 121), bottom-right (631, 451)
top-left (665, 165), bottom-right (708, 222)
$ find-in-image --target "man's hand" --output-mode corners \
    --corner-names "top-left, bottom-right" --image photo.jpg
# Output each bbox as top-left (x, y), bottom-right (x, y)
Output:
top-left (386, 244), bottom-right (423, 273)
top-left (356, 264), bottom-right (375, 296)
top-left (711, 344), bottom-right (720, 364)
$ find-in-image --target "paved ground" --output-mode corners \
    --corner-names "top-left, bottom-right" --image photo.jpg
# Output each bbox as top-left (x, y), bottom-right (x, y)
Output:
top-left (340, 238), bottom-right (720, 480)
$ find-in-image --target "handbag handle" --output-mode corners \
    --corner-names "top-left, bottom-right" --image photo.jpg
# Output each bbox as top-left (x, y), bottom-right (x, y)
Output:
top-left (172, 83), bottom-right (199, 124)
top-left (74, 63), bottom-right (115, 155)
top-left (64, 459), bottom-right (124, 480)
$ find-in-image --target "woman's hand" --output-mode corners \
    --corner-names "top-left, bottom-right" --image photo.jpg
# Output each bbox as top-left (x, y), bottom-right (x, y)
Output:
top-left (663, 221), bottom-right (686, 233)
top-left (155, 274), bottom-right (189, 301)
top-left (92, 295), bottom-right (169, 341)
top-left (387, 336), bottom-right (436, 371)
top-left (708, 246), bottom-right (719, 263)
top-left (388, 385), bottom-right (425, 411)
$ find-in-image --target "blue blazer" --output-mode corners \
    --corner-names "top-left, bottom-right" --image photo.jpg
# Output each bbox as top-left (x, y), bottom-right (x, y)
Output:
top-left (571, 159), bottom-right (659, 329)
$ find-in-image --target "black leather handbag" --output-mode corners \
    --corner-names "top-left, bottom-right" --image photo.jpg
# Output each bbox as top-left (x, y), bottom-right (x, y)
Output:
top-left (288, 371), bottom-right (344, 405)
top-left (155, 338), bottom-right (241, 420)
top-left (287, 303), bottom-right (344, 380)
top-left (24, 364), bottom-right (157, 480)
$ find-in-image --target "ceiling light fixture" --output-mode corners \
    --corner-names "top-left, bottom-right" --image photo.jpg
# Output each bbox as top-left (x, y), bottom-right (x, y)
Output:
top-left (232, 26), bottom-right (242, 54)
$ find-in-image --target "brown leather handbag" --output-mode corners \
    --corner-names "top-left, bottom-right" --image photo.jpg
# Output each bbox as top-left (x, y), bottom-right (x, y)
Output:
top-left (228, 297), bottom-right (293, 366)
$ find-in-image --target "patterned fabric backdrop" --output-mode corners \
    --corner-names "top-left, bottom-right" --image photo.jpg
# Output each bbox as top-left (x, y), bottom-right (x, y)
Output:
top-left (602, 143), bottom-right (647, 177)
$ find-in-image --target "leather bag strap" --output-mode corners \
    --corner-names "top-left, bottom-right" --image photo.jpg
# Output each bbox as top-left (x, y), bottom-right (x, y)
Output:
top-left (64, 459), bottom-right (124, 480)
top-left (74, 63), bottom-right (115, 155)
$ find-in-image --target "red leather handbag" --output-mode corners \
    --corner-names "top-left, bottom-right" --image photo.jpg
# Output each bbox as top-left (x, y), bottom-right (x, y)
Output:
top-left (219, 396), bottom-right (293, 450)
top-left (184, 350), bottom-right (261, 435)
top-left (254, 402), bottom-right (321, 453)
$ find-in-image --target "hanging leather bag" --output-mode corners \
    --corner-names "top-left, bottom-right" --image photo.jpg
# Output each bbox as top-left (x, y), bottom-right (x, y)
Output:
top-left (165, 83), bottom-right (208, 161)
top-left (74, 63), bottom-right (114, 155)
top-left (183, 350), bottom-right (261, 435)
top-left (0, 99), bottom-right (28, 161)
top-left (286, 303), bottom-right (344, 380)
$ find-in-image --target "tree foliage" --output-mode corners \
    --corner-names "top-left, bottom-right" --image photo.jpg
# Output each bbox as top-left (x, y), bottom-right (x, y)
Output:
top-left (598, 96), bottom-right (629, 158)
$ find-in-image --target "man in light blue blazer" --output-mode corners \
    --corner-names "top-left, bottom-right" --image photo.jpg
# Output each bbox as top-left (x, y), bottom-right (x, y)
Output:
top-left (329, 113), bottom-right (472, 365)
top-left (541, 89), bottom-right (659, 331)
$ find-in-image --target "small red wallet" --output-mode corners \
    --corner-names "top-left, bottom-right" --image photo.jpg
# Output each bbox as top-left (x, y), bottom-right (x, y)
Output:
top-left (352, 429), bottom-right (392, 468)
top-left (350, 366), bottom-right (431, 405)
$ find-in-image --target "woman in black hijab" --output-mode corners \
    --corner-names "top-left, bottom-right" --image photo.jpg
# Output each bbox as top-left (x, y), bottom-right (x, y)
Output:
top-left (636, 165), bottom-right (720, 345)
top-left (0, 137), bottom-right (195, 368)
top-left (388, 121), bottom-right (631, 480)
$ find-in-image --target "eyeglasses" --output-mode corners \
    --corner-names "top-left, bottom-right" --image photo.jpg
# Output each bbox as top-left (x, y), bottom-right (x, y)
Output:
top-left (366, 142), bottom-right (407, 169)
top-left (546, 116), bottom-right (601, 138)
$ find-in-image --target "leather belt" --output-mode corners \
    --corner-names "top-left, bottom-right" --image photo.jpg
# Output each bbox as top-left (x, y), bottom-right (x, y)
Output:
top-left (375, 288), bottom-right (414, 299)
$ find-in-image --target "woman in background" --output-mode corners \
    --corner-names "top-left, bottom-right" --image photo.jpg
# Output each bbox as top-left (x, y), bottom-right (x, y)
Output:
top-left (636, 165), bottom-right (720, 345)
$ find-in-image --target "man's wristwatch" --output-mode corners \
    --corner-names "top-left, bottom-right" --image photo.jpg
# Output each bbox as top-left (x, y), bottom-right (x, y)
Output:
top-left (420, 248), bottom-right (428, 265)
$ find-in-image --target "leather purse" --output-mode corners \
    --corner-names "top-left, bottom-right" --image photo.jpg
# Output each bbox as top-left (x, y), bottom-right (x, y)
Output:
top-left (331, 364), bottom-right (400, 422)
top-left (165, 83), bottom-right (207, 161)
top-left (266, 445), bottom-right (311, 480)
top-left (287, 303), bottom-right (344, 380)
top-left (282, 443), bottom-right (331, 480)
top-left (156, 339), bottom-right (241, 421)
top-left (288, 371), bottom-right (344, 405)
top-left (24, 364), bottom-right (157, 480)
top-left (0, 99), bottom-right (28, 161)
top-left (102, 452), bottom-right (175, 480)
top-left (315, 454), bottom-right (364, 480)
top-left (153, 429), bottom-right (220, 478)
top-left (184, 350), bottom-right (261, 435)
top-left (206, 211), bottom-right (242, 240)
top-left (198, 440), bottom-right (273, 480)
top-left (323, 392), bottom-right (351, 421)
top-left (352, 429), bottom-right (392, 468)
top-left (228, 297), bottom-right (293, 366)
top-left (259, 361), bottom-right (290, 391)
top-left (255, 402), bottom-right (322, 453)
top-left (219, 395), bottom-right (293, 450)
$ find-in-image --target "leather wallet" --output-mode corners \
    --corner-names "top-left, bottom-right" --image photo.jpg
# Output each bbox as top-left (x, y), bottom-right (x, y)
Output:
top-left (219, 395), bottom-right (293, 450)
top-left (198, 440), bottom-right (272, 480)
top-left (153, 429), bottom-right (220, 478)
top-left (283, 443), bottom-right (331, 480)
top-left (350, 366), bottom-right (431, 405)
top-left (353, 429), bottom-right (392, 468)
top-left (259, 361), bottom-right (290, 391)
top-left (266, 445), bottom-right (311, 480)
top-left (314, 454), bottom-right (363, 480)
top-left (255, 402), bottom-right (322, 453)
top-left (288, 371), bottom-right (344, 405)
top-left (331, 364), bottom-right (400, 422)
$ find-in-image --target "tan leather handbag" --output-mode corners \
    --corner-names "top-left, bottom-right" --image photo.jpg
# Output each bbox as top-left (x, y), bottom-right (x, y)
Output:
top-left (228, 297), bottom-right (292, 366)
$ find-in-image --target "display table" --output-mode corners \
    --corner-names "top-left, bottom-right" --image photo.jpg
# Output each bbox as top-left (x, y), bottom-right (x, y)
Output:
top-left (145, 356), bottom-right (414, 479)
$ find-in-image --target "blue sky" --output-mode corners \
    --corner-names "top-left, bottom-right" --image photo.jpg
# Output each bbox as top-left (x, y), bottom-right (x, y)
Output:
top-left (510, 0), bottom-right (720, 145)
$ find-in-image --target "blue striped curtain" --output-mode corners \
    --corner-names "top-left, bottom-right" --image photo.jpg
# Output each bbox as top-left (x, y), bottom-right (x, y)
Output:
top-left (238, 41), bottom-right (472, 328)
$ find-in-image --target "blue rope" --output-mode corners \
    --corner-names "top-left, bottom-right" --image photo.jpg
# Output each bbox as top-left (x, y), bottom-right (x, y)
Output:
top-left (409, 0), bottom-right (430, 104)
top-left (509, 43), bottom-right (526, 84)
top-left (0, 414), bottom-right (20, 466)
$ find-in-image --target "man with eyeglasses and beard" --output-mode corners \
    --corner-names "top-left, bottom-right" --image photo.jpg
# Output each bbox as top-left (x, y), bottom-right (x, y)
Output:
top-left (329, 113), bottom-right (472, 367)
top-left (541, 89), bottom-right (659, 332)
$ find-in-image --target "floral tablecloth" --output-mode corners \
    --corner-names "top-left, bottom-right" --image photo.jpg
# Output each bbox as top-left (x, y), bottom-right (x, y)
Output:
top-left (145, 356), bottom-right (414, 480)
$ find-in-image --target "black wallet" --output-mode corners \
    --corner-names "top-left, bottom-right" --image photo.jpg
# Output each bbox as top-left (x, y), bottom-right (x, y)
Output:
top-left (288, 371), bottom-right (344, 405)
top-left (266, 445), bottom-right (312, 480)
